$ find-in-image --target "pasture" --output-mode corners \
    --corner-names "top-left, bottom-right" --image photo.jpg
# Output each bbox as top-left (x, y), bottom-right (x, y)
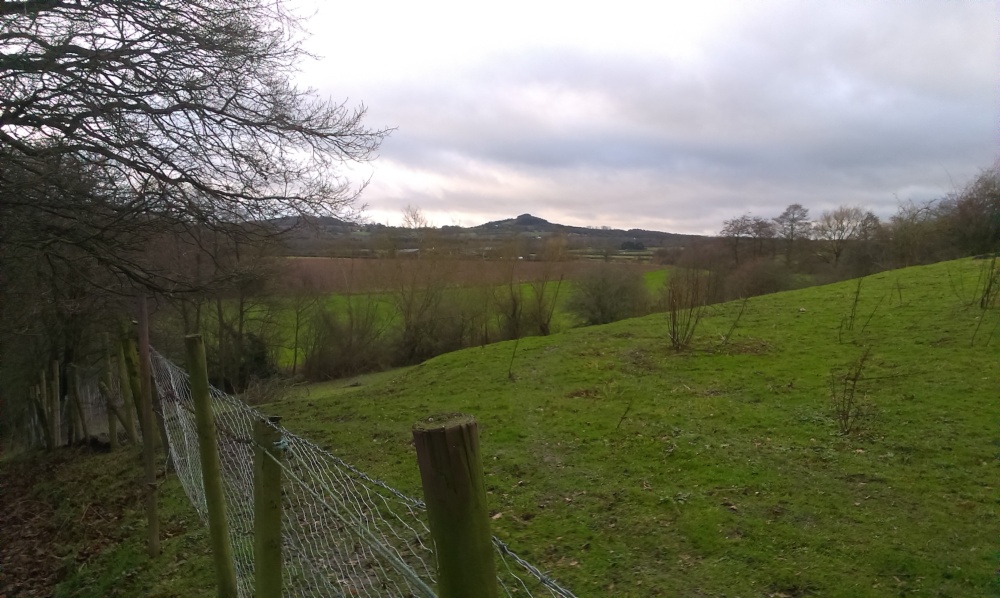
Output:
top-left (8, 257), bottom-right (997, 596)
top-left (263, 257), bottom-right (999, 596)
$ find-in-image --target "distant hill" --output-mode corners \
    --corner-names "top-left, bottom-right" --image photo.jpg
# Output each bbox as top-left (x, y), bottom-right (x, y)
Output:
top-left (268, 212), bottom-right (705, 256)
top-left (268, 214), bottom-right (354, 232)
top-left (473, 213), bottom-right (702, 247)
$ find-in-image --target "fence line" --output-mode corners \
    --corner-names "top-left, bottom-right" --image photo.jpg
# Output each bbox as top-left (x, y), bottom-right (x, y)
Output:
top-left (147, 349), bottom-right (577, 598)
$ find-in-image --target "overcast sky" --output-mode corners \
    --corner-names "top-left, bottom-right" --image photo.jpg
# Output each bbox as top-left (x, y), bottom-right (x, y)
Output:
top-left (291, 0), bottom-right (999, 234)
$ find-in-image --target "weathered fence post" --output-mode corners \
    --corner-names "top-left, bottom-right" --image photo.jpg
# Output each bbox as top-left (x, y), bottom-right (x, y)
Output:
top-left (186, 334), bottom-right (238, 598)
top-left (413, 413), bottom-right (499, 598)
top-left (33, 385), bottom-right (53, 451)
top-left (103, 338), bottom-right (119, 450)
top-left (50, 361), bottom-right (61, 447)
top-left (138, 295), bottom-right (173, 470)
top-left (120, 339), bottom-right (146, 440)
top-left (103, 334), bottom-right (118, 449)
top-left (129, 335), bottom-right (161, 557)
top-left (108, 343), bottom-right (139, 444)
top-left (254, 416), bottom-right (284, 598)
top-left (122, 336), bottom-right (160, 451)
top-left (69, 365), bottom-right (90, 446)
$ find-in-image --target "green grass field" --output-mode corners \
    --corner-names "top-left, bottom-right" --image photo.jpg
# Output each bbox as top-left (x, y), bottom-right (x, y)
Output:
top-left (265, 258), bottom-right (999, 596)
top-left (6, 258), bottom-right (997, 596)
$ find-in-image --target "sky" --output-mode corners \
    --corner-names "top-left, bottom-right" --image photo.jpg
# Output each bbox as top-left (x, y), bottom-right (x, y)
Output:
top-left (291, 0), bottom-right (999, 235)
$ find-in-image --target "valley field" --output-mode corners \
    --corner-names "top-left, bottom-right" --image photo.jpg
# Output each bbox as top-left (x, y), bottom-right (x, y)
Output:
top-left (3, 258), bottom-right (997, 596)
top-left (266, 257), bottom-right (999, 596)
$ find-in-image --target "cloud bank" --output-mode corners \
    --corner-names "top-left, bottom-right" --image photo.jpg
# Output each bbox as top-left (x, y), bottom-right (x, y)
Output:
top-left (296, 0), bottom-right (999, 234)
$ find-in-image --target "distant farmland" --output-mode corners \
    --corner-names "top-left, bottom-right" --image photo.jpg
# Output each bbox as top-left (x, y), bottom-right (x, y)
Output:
top-left (277, 256), bottom-right (662, 295)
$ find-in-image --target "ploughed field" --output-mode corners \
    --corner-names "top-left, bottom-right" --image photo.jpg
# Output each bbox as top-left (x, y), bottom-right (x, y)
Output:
top-left (278, 256), bottom-right (661, 295)
top-left (267, 257), bottom-right (999, 596)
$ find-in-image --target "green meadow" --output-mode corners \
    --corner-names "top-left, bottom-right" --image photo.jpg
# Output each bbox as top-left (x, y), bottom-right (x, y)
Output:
top-left (6, 258), bottom-right (997, 596)
top-left (267, 257), bottom-right (999, 596)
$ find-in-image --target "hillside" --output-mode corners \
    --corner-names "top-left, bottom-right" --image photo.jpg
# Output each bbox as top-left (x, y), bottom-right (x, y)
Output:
top-left (269, 257), bottom-right (999, 596)
top-left (271, 213), bottom-right (703, 257)
top-left (3, 258), bottom-right (997, 596)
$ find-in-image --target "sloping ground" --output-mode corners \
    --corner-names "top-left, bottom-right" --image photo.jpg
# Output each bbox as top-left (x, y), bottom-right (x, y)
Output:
top-left (267, 258), bottom-right (1000, 596)
top-left (0, 446), bottom-right (214, 597)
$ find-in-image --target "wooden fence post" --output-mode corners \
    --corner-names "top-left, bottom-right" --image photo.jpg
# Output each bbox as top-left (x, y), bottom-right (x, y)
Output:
top-left (413, 413), bottom-right (498, 598)
top-left (102, 334), bottom-right (118, 449)
top-left (137, 295), bottom-right (173, 470)
top-left (50, 361), bottom-right (61, 447)
top-left (122, 338), bottom-right (153, 446)
top-left (254, 416), bottom-right (284, 598)
top-left (69, 365), bottom-right (91, 446)
top-left (33, 385), bottom-right (53, 451)
top-left (114, 345), bottom-right (139, 444)
top-left (118, 338), bottom-right (145, 442)
top-left (186, 334), bottom-right (238, 598)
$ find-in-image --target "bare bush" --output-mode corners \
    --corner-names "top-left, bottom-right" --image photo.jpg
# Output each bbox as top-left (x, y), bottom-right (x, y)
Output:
top-left (303, 297), bottom-right (390, 380)
top-left (240, 375), bottom-right (295, 406)
top-left (664, 268), bottom-right (709, 351)
top-left (724, 258), bottom-right (793, 299)
top-left (829, 347), bottom-right (875, 435)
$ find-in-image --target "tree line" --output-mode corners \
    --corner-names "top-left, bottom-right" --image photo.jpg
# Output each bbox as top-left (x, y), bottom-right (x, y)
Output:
top-left (0, 0), bottom-right (385, 447)
top-left (664, 167), bottom-right (1000, 303)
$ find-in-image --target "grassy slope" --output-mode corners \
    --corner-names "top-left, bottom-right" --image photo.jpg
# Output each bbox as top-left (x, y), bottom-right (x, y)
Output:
top-left (267, 258), bottom-right (999, 596)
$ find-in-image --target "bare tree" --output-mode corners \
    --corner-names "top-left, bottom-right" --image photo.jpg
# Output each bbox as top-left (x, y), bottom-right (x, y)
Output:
top-left (0, 0), bottom-right (386, 442)
top-left (939, 167), bottom-right (1000, 256)
top-left (720, 214), bottom-right (753, 265)
top-left (773, 204), bottom-right (812, 265)
top-left (748, 217), bottom-right (776, 259)
top-left (814, 206), bottom-right (868, 267)
top-left (885, 200), bottom-right (941, 267)
top-left (1, 0), bottom-right (388, 290)
top-left (402, 205), bottom-right (430, 230)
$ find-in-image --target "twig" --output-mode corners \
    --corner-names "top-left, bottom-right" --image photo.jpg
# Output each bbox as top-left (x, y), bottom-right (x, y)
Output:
top-left (507, 336), bottom-right (520, 381)
top-left (719, 297), bottom-right (749, 349)
top-left (616, 397), bottom-right (634, 431)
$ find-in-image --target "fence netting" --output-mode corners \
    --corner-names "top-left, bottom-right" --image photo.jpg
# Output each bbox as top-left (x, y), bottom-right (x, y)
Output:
top-left (148, 349), bottom-right (577, 598)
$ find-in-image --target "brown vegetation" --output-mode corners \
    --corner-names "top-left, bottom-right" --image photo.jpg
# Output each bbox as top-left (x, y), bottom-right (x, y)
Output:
top-left (277, 256), bottom-right (658, 295)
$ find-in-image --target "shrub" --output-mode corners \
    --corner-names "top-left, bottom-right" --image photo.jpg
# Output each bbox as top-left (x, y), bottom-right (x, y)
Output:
top-left (302, 299), bottom-right (390, 380)
top-left (566, 264), bottom-right (648, 326)
top-left (829, 347), bottom-right (876, 435)
top-left (724, 258), bottom-right (793, 299)
top-left (663, 268), bottom-right (708, 351)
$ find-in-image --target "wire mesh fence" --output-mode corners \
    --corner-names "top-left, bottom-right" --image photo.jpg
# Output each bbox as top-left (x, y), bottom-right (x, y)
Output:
top-left (147, 349), bottom-right (578, 598)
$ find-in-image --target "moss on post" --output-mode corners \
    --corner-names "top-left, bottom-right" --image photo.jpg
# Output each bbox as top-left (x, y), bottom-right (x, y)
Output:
top-left (186, 334), bottom-right (238, 598)
top-left (33, 385), bottom-right (52, 451)
top-left (103, 337), bottom-right (119, 449)
top-left (126, 332), bottom-right (160, 558)
top-left (50, 361), bottom-right (61, 447)
top-left (413, 413), bottom-right (498, 598)
top-left (253, 416), bottom-right (284, 598)
top-left (114, 345), bottom-right (139, 444)
top-left (40, 371), bottom-right (53, 451)
top-left (69, 365), bottom-right (90, 446)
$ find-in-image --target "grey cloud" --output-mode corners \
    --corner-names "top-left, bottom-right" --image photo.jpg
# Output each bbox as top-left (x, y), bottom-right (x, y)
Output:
top-left (321, 2), bottom-right (999, 233)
